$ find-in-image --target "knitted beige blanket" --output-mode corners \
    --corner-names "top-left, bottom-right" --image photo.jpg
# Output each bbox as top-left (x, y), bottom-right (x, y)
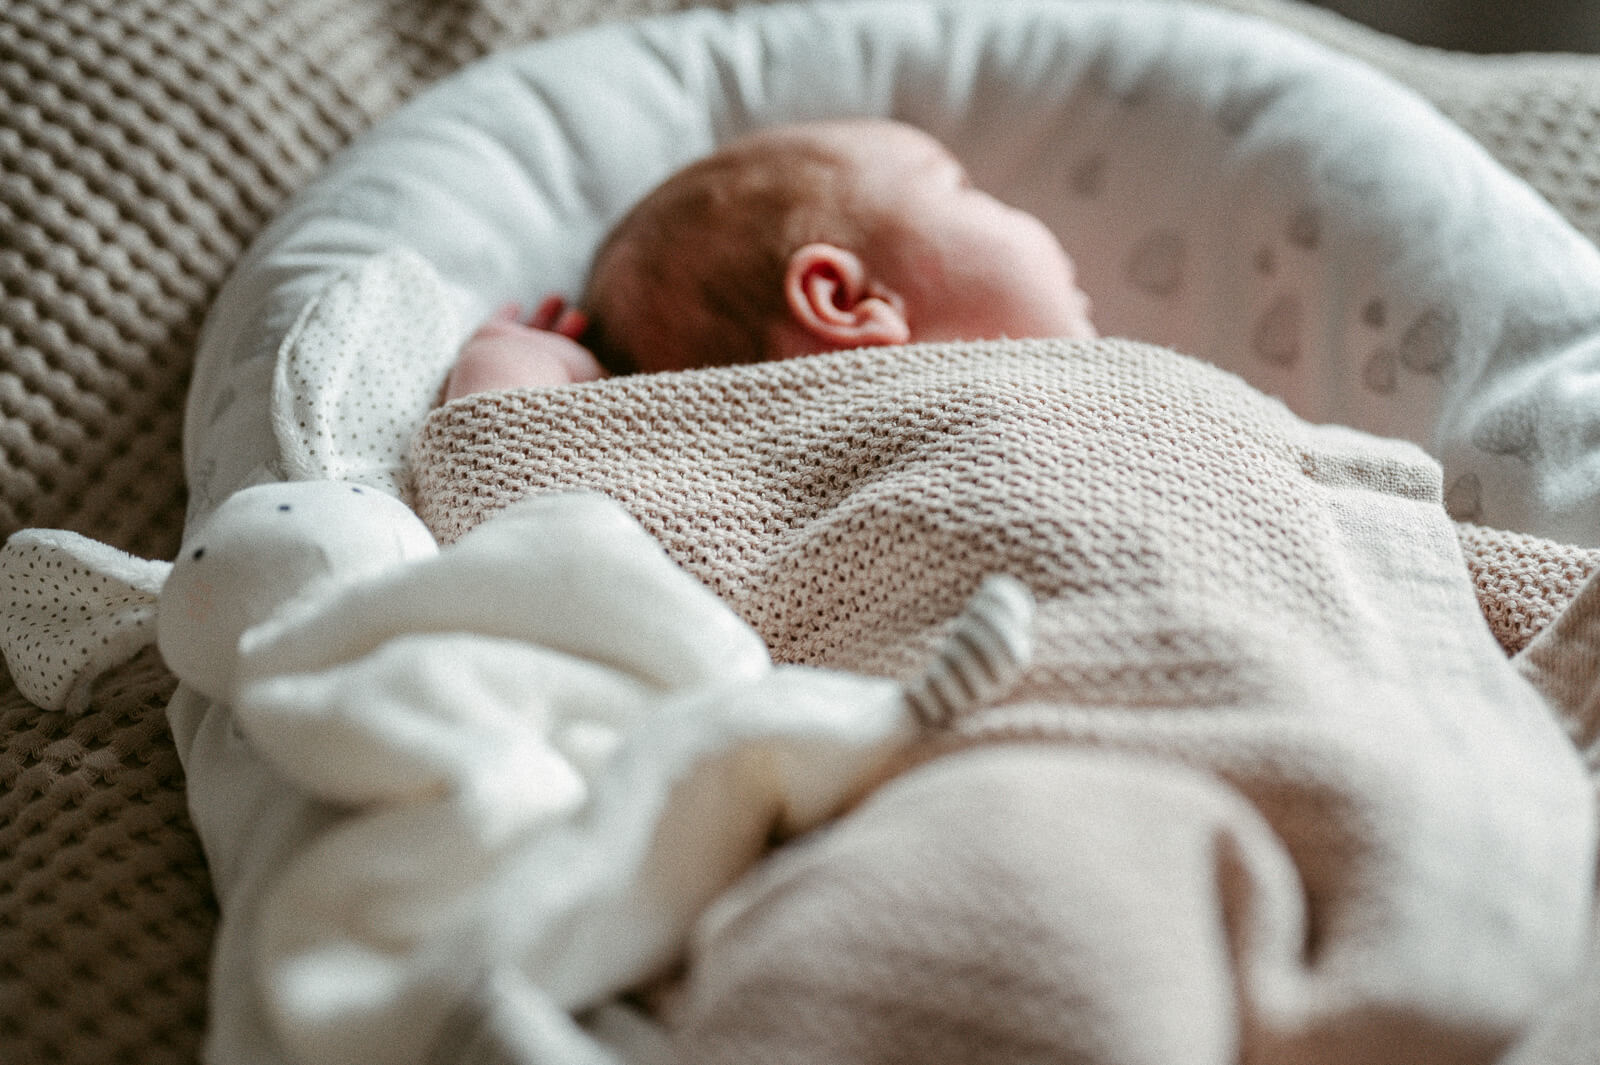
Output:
top-left (413, 339), bottom-right (1595, 1061)
top-left (413, 339), bottom-right (1595, 662)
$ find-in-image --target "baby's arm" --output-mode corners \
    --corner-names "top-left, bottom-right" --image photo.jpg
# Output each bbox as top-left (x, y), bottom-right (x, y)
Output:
top-left (443, 297), bottom-right (605, 401)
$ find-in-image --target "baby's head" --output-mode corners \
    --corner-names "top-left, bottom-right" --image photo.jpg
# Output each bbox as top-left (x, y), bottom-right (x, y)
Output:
top-left (581, 119), bottom-right (1095, 374)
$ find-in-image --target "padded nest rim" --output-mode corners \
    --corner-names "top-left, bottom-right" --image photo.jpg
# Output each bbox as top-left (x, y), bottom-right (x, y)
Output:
top-left (193, 0), bottom-right (1600, 546)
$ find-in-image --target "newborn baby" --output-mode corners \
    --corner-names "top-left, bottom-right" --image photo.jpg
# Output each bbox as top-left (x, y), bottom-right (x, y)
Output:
top-left (441, 118), bottom-right (1096, 398)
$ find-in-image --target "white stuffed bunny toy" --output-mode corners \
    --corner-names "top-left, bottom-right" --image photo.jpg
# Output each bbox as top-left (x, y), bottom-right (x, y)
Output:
top-left (0, 480), bottom-right (438, 711)
top-left (0, 480), bottom-right (1033, 1065)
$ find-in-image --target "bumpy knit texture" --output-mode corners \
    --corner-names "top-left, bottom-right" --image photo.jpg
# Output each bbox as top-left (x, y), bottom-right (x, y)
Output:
top-left (1459, 522), bottom-right (1600, 654)
top-left (413, 338), bottom-right (1597, 1063)
top-left (8, 1), bottom-right (1600, 1062)
top-left (412, 339), bottom-right (1595, 685)
top-left (416, 356), bottom-right (1600, 665)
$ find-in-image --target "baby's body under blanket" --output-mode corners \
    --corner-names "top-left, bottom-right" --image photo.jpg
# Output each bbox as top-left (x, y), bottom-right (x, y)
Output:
top-left (413, 338), bottom-right (1597, 1062)
top-left (414, 337), bottom-right (1586, 675)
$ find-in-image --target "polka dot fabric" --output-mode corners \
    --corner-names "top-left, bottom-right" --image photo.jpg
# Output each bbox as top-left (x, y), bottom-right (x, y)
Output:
top-left (269, 249), bottom-right (466, 497)
top-left (0, 531), bottom-right (168, 713)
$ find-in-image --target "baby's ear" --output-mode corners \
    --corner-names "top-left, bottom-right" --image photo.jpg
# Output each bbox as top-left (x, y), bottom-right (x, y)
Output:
top-left (783, 243), bottom-right (911, 349)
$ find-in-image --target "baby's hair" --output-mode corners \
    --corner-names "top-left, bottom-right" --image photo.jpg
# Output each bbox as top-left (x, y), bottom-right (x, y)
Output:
top-left (581, 130), bottom-right (869, 373)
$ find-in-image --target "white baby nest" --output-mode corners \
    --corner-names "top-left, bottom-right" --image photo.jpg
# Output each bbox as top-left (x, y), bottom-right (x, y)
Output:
top-left (187, 0), bottom-right (1600, 546)
top-left (139, 2), bottom-right (1600, 1062)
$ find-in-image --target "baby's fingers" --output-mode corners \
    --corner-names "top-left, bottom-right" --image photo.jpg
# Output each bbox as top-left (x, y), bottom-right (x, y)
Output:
top-left (552, 305), bottom-right (589, 340)
top-left (530, 294), bottom-right (566, 331)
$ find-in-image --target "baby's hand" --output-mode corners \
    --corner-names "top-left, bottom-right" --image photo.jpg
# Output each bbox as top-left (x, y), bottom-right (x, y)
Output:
top-left (443, 296), bottom-right (605, 401)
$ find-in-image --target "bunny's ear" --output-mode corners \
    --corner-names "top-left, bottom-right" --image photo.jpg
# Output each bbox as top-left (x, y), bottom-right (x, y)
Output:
top-left (0, 529), bottom-right (171, 712)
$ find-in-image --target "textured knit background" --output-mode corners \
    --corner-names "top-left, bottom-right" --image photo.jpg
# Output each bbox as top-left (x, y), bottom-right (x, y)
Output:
top-left (5, 1), bottom-right (1600, 1062)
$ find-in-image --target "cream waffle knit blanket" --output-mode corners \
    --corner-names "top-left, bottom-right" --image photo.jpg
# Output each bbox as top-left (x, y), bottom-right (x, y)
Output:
top-left (412, 339), bottom-right (1597, 1062)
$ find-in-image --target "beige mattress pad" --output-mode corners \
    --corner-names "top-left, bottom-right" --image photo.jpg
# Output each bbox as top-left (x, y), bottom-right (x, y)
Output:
top-left (8, 1), bottom-right (1600, 1061)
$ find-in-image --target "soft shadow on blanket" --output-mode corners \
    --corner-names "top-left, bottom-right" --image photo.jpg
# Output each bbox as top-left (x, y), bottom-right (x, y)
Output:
top-left (414, 338), bottom-right (1597, 1064)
